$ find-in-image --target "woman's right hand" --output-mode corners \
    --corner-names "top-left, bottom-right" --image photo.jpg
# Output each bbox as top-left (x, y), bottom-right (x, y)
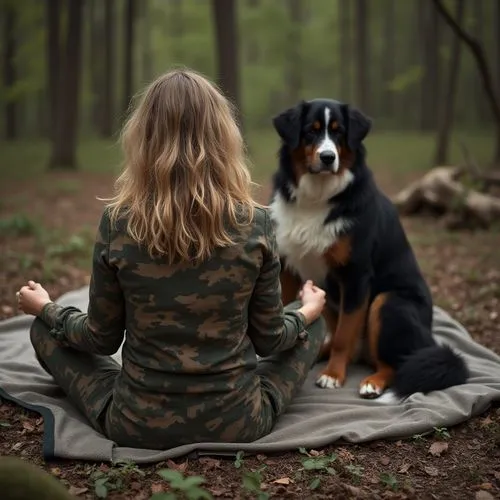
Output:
top-left (298, 280), bottom-right (326, 324)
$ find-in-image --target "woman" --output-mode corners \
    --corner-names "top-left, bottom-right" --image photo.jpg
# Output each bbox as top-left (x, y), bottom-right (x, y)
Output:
top-left (17, 68), bottom-right (327, 450)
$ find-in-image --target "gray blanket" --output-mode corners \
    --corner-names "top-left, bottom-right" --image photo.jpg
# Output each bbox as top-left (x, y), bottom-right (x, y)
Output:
top-left (1, 287), bottom-right (499, 464)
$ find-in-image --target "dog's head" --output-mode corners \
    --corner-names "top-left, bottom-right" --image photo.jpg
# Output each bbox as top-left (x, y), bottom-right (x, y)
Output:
top-left (272, 99), bottom-right (372, 176)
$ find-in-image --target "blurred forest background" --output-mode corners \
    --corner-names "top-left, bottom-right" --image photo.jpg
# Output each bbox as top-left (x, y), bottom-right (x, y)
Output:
top-left (0, 0), bottom-right (498, 176)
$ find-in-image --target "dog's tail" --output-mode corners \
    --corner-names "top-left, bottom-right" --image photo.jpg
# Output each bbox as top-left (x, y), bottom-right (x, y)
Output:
top-left (392, 344), bottom-right (469, 398)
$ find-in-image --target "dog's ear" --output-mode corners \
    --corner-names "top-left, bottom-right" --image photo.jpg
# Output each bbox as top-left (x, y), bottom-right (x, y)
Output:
top-left (341, 104), bottom-right (372, 151)
top-left (272, 101), bottom-right (306, 150)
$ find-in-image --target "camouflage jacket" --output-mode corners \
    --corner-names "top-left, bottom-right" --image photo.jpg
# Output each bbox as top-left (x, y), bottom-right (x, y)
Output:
top-left (40, 206), bottom-right (307, 443)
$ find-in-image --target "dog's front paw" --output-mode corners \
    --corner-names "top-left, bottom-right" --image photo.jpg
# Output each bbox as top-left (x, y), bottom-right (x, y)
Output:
top-left (359, 382), bottom-right (384, 399)
top-left (315, 373), bottom-right (344, 389)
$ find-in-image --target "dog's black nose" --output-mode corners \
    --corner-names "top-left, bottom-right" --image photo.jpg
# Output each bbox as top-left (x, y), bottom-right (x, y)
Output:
top-left (319, 150), bottom-right (336, 166)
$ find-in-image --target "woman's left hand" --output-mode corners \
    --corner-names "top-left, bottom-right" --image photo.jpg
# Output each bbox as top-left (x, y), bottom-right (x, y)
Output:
top-left (16, 281), bottom-right (52, 316)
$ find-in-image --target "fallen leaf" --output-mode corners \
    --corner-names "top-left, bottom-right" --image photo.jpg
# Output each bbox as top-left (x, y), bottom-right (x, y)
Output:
top-left (256, 454), bottom-right (267, 461)
top-left (309, 449), bottom-right (321, 457)
top-left (167, 459), bottom-right (187, 472)
top-left (480, 416), bottom-right (494, 427)
top-left (476, 483), bottom-right (493, 490)
top-left (130, 481), bottom-right (142, 491)
top-left (424, 466), bottom-right (439, 477)
top-left (10, 442), bottom-right (23, 451)
top-left (380, 455), bottom-right (390, 466)
top-left (199, 457), bottom-right (221, 469)
top-left (50, 467), bottom-right (62, 477)
top-left (338, 448), bottom-right (355, 462)
top-left (395, 440), bottom-right (403, 447)
top-left (475, 492), bottom-right (494, 500)
top-left (398, 463), bottom-right (411, 474)
top-left (151, 483), bottom-right (164, 494)
top-left (273, 477), bottom-right (293, 485)
top-left (22, 421), bottom-right (35, 432)
top-left (67, 486), bottom-right (88, 496)
top-left (344, 485), bottom-right (367, 498)
top-left (428, 441), bottom-right (449, 457)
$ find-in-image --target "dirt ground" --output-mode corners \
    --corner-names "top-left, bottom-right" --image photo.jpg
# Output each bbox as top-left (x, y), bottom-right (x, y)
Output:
top-left (1, 170), bottom-right (499, 500)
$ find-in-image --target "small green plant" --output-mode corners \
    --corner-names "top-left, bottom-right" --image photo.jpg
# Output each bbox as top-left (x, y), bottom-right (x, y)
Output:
top-left (300, 452), bottom-right (337, 473)
top-left (151, 469), bottom-right (213, 500)
top-left (241, 466), bottom-right (269, 500)
top-left (234, 450), bottom-right (245, 469)
top-left (379, 472), bottom-right (398, 491)
top-left (91, 460), bottom-right (145, 498)
top-left (344, 464), bottom-right (364, 484)
top-left (433, 427), bottom-right (451, 440)
top-left (0, 213), bottom-right (39, 237)
top-left (411, 433), bottom-right (426, 442)
top-left (46, 233), bottom-right (92, 258)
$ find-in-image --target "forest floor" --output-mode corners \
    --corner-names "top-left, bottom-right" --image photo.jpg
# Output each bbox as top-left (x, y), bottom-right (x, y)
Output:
top-left (1, 134), bottom-right (499, 499)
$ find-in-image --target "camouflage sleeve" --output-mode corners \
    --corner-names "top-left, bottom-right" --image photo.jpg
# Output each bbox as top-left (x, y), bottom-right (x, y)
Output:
top-left (246, 209), bottom-right (307, 357)
top-left (38, 209), bottom-right (125, 355)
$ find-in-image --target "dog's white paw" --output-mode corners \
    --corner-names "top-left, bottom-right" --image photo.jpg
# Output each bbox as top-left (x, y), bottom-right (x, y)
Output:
top-left (316, 374), bottom-right (342, 389)
top-left (359, 383), bottom-right (383, 399)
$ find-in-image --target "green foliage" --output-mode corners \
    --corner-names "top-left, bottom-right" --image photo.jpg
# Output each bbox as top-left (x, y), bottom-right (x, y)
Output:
top-left (345, 464), bottom-right (364, 484)
top-left (433, 427), bottom-right (451, 440)
top-left (241, 466), bottom-right (269, 500)
top-left (90, 460), bottom-right (145, 499)
top-left (0, 213), bottom-right (39, 237)
top-left (153, 469), bottom-right (213, 500)
top-left (379, 472), bottom-right (398, 491)
top-left (234, 450), bottom-right (245, 469)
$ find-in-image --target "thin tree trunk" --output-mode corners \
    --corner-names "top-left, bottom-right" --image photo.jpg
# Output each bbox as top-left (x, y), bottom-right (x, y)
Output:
top-left (123, 0), bottom-right (136, 115)
top-left (101, 0), bottom-right (115, 137)
top-left (141, 0), bottom-right (153, 83)
top-left (211, 0), bottom-right (241, 128)
top-left (495, 0), bottom-right (500, 164)
top-left (354, 0), bottom-right (368, 112)
top-left (381, 0), bottom-right (395, 117)
top-left (49, 0), bottom-right (85, 169)
top-left (46, 0), bottom-right (61, 140)
top-left (286, 0), bottom-right (303, 105)
top-left (89, 0), bottom-right (103, 130)
top-left (434, 0), bottom-right (465, 165)
top-left (420, 2), bottom-right (440, 131)
top-left (245, 0), bottom-right (259, 64)
top-left (473, 0), bottom-right (486, 124)
top-left (338, 0), bottom-right (350, 101)
top-left (3, 3), bottom-right (17, 139)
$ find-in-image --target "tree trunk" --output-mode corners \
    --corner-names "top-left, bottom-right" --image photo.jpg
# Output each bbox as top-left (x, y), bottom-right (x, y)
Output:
top-left (354, 0), bottom-right (368, 112)
top-left (433, 0), bottom-right (465, 165)
top-left (420, 2), bottom-right (440, 131)
top-left (101, 0), bottom-right (115, 137)
top-left (432, 0), bottom-right (500, 168)
top-left (123, 0), bottom-right (136, 116)
top-left (245, 0), bottom-right (259, 64)
top-left (286, 0), bottom-right (303, 105)
top-left (141, 0), bottom-right (153, 83)
top-left (48, 0), bottom-right (85, 169)
top-left (46, 0), bottom-right (61, 141)
top-left (211, 0), bottom-right (242, 128)
top-left (381, 0), bottom-right (395, 117)
top-left (338, 0), bottom-right (350, 101)
top-left (3, 3), bottom-right (17, 139)
top-left (495, 0), bottom-right (500, 165)
top-left (89, 0), bottom-right (103, 131)
top-left (473, 0), bottom-right (486, 124)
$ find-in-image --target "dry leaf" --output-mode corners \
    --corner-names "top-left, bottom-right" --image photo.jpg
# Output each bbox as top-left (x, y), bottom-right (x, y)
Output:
top-left (338, 448), bottom-right (355, 462)
top-left (151, 483), bottom-right (164, 494)
top-left (50, 467), bottom-right (62, 477)
top-left (309, 449), bottom-right (321, 457)
top-left (167, 459), bottom-right (187, 472)
top-left (22, 421), bottom-right (35, 432)
top-left (344, 485), bottom-right (367, 498)
top-left (395, 440), bottom-right (403, 447)
top-left (256, 454), bottom-right (267, 461)
top-left (273, 477), bottom-right (293, 485)
top-left (67, 486), bottom-right (88, 496)
top-left (380, 455), bottom-right (390, 466)
top-left (475, 492), bottom-right (494, 500)
top-left (428, 441), bottom-right (449, 457)
top-left (480, 416), bottom-right (494, 427)
top-left (130, 481), bottom-right (142, 491)
top-left (10, 442), bottom-right (23, 451)
top-left (199, 457), bottom-right (221, 469)
top-left (398, 463), bottom-right (411, 474)
top-left (476, 483), bottom-right (493, 490)
top-left (424, 466), bottom-right (439, 477)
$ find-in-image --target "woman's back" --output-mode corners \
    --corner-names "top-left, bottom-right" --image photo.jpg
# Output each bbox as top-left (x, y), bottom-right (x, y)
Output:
top-left (107, 206), bottom-right (271, 442)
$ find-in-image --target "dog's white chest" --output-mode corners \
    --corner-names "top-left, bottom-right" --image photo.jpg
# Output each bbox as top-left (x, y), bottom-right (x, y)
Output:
top-left (269, 194), bottom-right (350, 286)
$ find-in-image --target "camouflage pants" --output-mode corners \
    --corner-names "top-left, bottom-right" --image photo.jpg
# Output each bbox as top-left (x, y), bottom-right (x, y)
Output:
top-left (30, 301), bottom-right (326, 448)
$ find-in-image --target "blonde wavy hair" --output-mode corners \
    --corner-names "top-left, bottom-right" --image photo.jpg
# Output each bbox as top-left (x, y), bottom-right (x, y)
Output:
top-left (105, 69), bottom-right (257, 264)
